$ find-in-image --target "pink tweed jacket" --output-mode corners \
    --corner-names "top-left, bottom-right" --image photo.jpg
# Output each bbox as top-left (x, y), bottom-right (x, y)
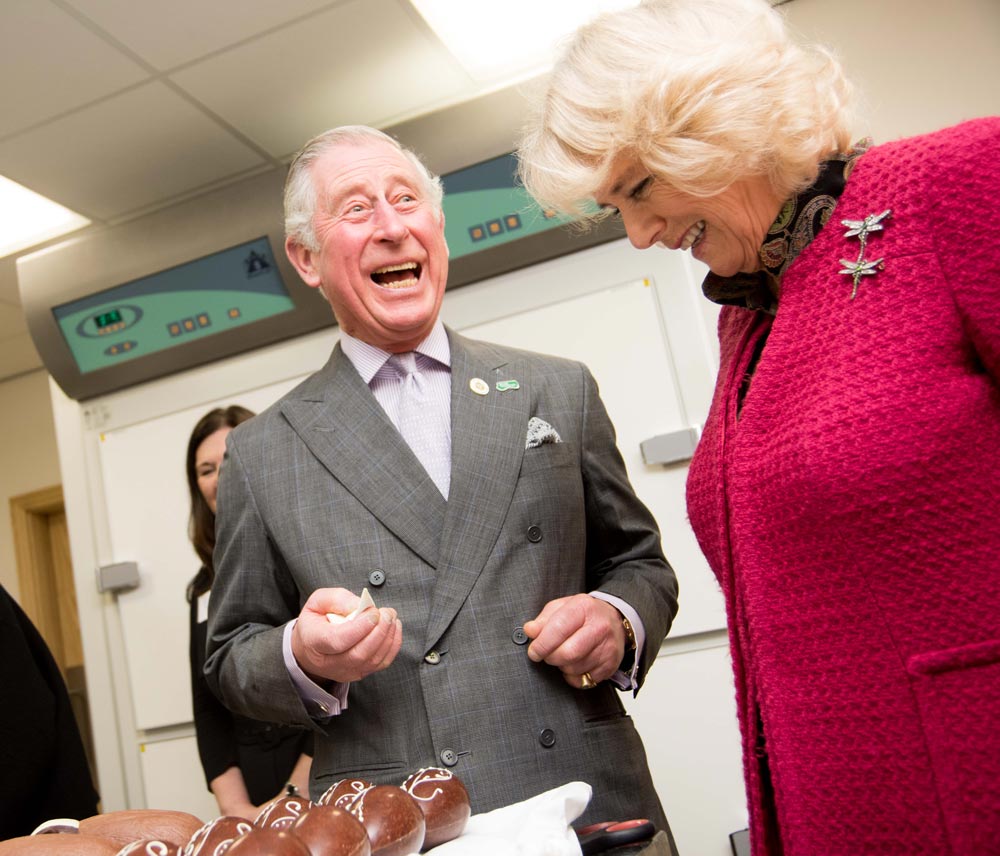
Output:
top-left (686, 118), bottom-right (1000, 856)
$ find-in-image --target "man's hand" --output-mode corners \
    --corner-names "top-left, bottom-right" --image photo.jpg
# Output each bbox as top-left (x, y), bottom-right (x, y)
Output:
top-left (523, 594), bottom-right (626, 689)
top-left (291, 587), bottom-right (402, 684)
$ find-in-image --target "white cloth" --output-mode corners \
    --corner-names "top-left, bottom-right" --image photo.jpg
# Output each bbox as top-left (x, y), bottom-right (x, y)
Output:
top-left (387, 351), bottom-right (452, 499)
top-left (422, 781), bottom-right (591, 856)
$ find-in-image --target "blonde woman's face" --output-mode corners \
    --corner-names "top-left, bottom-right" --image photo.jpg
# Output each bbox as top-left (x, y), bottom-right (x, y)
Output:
top-left (195, 427), bottom-right (231, 514)
top-left (596, 156), bottom-right (783, 277)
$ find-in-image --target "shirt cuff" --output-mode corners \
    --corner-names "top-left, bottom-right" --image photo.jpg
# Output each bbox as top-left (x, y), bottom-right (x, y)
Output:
top-left (282, 619), bottom-right (350, 719)
top-left (588, 592), bottom-right (646, 691)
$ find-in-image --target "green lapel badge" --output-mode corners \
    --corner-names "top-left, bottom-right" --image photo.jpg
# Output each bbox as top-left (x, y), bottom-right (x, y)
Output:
top-left (496, 379), bottom-right (520, 392)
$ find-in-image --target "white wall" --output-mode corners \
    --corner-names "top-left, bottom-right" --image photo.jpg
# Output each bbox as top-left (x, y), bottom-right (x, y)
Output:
top-left (0, 369), bottom-right (62, 599)
top-left (783, 0), bottom-right (1000, 143)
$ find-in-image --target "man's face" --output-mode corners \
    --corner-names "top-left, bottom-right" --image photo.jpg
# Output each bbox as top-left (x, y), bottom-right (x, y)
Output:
top-left (286, 139), bottom-right (449, 352)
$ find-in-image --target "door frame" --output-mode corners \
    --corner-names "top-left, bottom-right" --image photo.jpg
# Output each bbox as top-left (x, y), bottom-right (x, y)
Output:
top-left (9, 484), bottom-right (67, 658)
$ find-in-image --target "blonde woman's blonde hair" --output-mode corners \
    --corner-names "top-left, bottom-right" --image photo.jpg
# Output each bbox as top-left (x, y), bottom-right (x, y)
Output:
top-left (517, 0), bottom-right (855, 219)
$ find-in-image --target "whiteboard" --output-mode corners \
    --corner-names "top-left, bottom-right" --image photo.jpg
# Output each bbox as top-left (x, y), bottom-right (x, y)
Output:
top-left (463, 278), bottom-right (723, 639)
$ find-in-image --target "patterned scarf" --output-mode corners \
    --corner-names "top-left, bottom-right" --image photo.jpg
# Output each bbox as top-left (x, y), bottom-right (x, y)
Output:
top-left (702, 139), bottom-right (871, 314)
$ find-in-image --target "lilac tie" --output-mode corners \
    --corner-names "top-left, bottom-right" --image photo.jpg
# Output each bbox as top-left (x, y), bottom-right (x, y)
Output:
top-left (388, 352), bottom-right (451, 499)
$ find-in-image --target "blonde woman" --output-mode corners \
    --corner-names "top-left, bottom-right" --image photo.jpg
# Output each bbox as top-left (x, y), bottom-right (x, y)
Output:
top-left (518, 1), bottom-right (1000, 853)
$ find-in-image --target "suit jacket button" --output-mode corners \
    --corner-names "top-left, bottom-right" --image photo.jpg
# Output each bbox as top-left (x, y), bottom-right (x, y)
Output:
top-left (368, 569), bottom-right (386, 587)
top-left (512, 627), bottom-right (528, 645)
top-left (526, 525), bottom-right (543, 543)
top-left (424, 650), bottom-right (442, 665)
top-left (439, 748), bottom-right (458, 767)
top-left (538, 728), bottom-right (556, 748)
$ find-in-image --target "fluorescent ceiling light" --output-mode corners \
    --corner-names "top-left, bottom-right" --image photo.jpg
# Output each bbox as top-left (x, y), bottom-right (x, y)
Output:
top-left (0, 175), bottom-right (90, 260)
top-left (410, 0), bottom-right (639, 82)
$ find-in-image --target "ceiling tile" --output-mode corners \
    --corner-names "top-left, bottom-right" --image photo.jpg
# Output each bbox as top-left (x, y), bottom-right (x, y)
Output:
top-left (170, 0), bottom-right (472, 158)
top-left (0, 82), bottom-right (267, 220)
top-left (65, 0), bottom-right (343, 70)
top-left (0, 0), bottom-right (148, 138)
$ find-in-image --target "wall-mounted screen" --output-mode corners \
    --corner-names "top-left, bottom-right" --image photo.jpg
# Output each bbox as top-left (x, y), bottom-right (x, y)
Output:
top-left (440, 152), bottom-right (622, 290)
top-left (52, 236), bottom-right (294, 375)
top-left (442, 153), bottom-right (575, 258)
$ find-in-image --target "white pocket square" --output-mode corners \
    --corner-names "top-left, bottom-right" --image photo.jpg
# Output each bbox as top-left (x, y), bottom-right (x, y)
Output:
top-left (526, 416), bottom-right (562, 449)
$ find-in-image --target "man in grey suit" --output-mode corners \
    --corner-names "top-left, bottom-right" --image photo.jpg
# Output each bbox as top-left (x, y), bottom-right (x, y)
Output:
top-left (205, 125), bottom-right (679, 846)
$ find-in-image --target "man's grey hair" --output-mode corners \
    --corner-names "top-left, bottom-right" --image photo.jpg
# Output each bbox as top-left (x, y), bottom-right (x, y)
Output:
top-left (283, 125), bottom-right (444, 251)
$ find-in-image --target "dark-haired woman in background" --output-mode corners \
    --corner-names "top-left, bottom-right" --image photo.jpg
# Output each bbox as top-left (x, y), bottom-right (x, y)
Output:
top-left (186, 405), bottom-right (312, 820)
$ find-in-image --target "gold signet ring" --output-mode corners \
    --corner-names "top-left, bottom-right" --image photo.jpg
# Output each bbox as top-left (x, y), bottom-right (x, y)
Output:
top-left (580, 672), bottom-right (596, 690)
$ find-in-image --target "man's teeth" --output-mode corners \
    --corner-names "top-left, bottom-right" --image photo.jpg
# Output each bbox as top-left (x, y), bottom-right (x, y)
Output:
top-left (371, 262), bottom-right (419, 288)
top-left (680, 221), bottom-right (706, 251)
top-left (373, 262), bottom-right (417, 274)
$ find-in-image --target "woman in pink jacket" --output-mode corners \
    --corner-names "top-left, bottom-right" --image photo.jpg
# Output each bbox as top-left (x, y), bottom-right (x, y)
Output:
top-left (517, 1), bottom-right (1000, 853)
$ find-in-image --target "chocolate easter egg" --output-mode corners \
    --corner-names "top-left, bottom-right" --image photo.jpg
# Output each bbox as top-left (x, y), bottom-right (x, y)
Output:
top-left (349, 785), bottom-right (425, 856)
top-left (182, 815), bottom-right (253, 855)
top-left (0, 836), bottom-right (118, 855)
top-left (80, 811), bottom-right (203, 850)
top-left (254, 795), bottom-right (312, 830)
top-left (400, 767), bottom-right (471, 849)
top-left (291, 806), bottom-right (371, 856)
top-left (317, 778), bottom-right (373, 810)
top-left (115, 840), bottom-right (181, 856)
top-left (227, 829), bottom-right (311, 856)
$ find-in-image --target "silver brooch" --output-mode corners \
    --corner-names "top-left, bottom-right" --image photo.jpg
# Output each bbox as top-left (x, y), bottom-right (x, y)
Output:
top-left (839, 208), bottom-right (891, 298)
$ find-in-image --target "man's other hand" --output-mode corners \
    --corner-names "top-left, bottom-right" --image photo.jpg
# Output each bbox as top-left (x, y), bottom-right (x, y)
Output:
top-left (524, 594), bottom-right (626, 689)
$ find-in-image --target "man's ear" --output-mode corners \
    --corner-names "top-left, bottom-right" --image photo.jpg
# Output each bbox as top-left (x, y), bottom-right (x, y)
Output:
top-left (285, 237), bottom-right (322, 289)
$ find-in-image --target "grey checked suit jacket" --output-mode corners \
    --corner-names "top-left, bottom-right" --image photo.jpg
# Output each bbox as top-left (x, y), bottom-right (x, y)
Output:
top-left (205, 329), bottom-right (679, 831)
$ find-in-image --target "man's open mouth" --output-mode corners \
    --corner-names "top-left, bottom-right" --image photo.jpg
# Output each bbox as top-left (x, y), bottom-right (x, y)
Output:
top-left (371, 262), bottom-right (421, 288)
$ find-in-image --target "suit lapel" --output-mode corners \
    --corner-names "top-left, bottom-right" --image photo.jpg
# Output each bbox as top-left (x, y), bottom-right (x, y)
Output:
top-left (280, 345), bottom-right (446, 567)
top-left (423, 331), bottom-right (530, 648)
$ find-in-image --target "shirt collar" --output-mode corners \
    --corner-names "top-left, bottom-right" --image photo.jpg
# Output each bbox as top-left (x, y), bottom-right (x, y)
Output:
top-left (340, 318), bottom-right (451, 384)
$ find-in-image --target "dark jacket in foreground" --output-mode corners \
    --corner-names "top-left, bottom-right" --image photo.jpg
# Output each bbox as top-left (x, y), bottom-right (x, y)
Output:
top-left (0, 583), bottom-right (98, 838)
